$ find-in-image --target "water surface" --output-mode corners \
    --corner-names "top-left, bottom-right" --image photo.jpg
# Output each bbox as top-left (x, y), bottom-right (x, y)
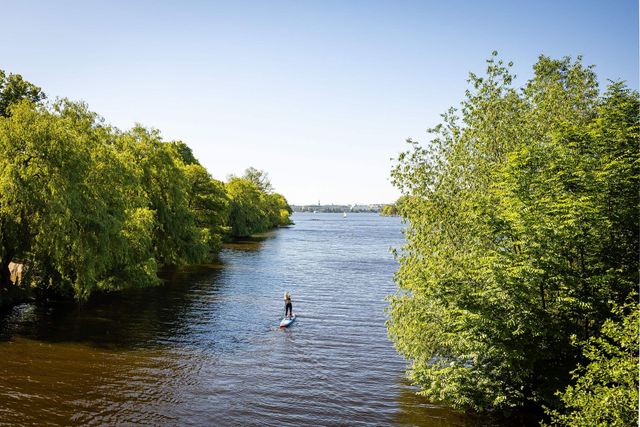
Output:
top-left (0, 213), bottom-right (469, 426)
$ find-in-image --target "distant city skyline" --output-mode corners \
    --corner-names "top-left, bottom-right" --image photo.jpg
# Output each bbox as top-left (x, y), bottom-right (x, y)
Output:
top-left (1, 0), bottom-right (637, 205)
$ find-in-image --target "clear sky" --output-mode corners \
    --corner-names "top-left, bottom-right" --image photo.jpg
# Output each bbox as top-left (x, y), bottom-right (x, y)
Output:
top-left (1, 0), bottom-right (637, 205)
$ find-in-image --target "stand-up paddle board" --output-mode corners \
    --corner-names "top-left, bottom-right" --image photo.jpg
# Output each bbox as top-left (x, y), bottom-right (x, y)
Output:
top-left (280, 314), bottom-right (296, 328)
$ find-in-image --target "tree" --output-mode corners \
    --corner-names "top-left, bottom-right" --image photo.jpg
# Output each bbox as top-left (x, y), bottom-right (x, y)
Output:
top-left (547, 298), bottom-right (639, 426)
top-left (183, 163), bottom-right (229, 253)
top-left (170, 140), bottom-right (199, 166)
top-left (116, 126), bottom-right (206, 267)
top-left (388, 53), bottom-right (639, 414)
top-left (0, 68), bottom-right (292, 302)
top-left (226, 169), bottom-right (292, 237)
top-left (226, 177), bottom-right (270, 237)
top-left (0, 98), bottom-right (164, 297)
top-left (0, 70), bottom-right (45, 117)
top-left (266, 192), bottom-right (293, 227)
top-left (0, 100), bottom-right (159, 298)
top-left (242, 167), bottom-right (274, 193)
top-left (380, 204), bottom-right (397, 216)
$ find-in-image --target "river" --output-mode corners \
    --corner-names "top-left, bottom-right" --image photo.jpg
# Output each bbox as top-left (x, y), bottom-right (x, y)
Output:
top-left (0, 213), bottom-right (469, 426)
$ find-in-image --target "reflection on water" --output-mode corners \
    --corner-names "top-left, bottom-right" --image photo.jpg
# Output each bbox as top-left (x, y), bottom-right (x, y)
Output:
top-left (0, 213), bottom-right (473, 426)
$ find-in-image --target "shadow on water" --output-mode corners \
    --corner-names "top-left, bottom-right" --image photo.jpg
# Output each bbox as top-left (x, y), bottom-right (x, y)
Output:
top-left (0, 264), bottom-right (233, 425)
top-left (0, 264), bottom-right (225, 351)
top-left (222, 231), bottom-right (276, 251)
top-left (394, 386), bottom-right (468, 426)
top-left (0, 214), bottom-right (535, 426)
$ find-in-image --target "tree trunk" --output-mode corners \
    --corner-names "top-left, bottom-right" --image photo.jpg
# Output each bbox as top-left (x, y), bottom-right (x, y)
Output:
top-left (0, 253), bottom-right (14, 289)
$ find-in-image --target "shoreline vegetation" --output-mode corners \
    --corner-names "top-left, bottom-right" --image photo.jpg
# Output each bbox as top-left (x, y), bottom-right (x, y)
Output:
top-left (388, 53), bottom-right (638, 425)
top-left (379, 203), bottom-right (398, 216)
top-left (0, 70), bottom-right (292, 308)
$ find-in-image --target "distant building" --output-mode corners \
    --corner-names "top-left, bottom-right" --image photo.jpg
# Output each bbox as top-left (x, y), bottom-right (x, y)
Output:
top-left (290, 204), bottom-right (387, 213)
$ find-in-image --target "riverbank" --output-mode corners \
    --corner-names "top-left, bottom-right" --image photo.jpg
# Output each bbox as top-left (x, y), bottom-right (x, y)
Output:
top-left (0, 229), bottom-right (282, 312)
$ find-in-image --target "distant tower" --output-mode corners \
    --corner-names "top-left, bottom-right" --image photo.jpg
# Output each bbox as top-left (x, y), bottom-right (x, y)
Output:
top-left (318, 200), bottom-right (320, 206)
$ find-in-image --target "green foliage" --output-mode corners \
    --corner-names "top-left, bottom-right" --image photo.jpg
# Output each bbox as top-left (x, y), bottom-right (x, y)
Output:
top-left (388, 53), bottom-right (639, 414)
top-left (0, 100), bottom-right (158, 298)
top-left (170, 140), bottom-right (199, 165)
top-left (267, 192), bottom-right (293, 227)
top-left (116, 126), bottom-right (207, 267)
top-left (0, 70), bottom-right (45, 117)
top-left (226, 177), bottom-right (267, 237)
top-left (242, 166), bottom-right (274, 193)
top-left (183, 163), bottom-right (229, 253)
top-left (546, 297), bottom-right (639, 426)
top-left (0, 70), bottom-right (291, 301)
top-left (380, 204), bottom-right (398, 216)
top-left (226, 169), bottom-right (292, 238)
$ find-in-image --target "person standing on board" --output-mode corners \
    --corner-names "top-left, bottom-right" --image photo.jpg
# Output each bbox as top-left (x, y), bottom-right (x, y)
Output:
top-left (283, 291), bottom-right (293, 318)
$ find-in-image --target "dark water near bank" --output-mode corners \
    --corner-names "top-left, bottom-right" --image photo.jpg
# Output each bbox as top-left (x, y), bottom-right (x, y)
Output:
top-left (0, 213), bottom-right (470, 426)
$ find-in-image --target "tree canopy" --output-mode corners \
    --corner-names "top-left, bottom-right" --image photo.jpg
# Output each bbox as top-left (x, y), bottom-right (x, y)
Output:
top-left (241, 166), bottom-right (274, 193)
top-left (0, 70), bottom-right (45, 117)
top-left (226, 169), bottom-right (292, 238)
top-left (547, 296), bottom-right (638, 426)
top-left (388, 53), bottom-right (639, 419)
top-left (380, 204), bottom-right (398, 216)
top-left (0, 70), bottom-right (291, 302)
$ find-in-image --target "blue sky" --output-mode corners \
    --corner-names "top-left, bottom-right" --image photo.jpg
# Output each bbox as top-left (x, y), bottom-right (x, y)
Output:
top-left (1, 0), bottom-right (637, 204)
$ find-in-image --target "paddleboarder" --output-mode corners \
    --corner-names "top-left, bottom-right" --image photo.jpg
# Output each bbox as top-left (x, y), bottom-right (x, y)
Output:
top-left (283, 291), bottom-right (293, 319)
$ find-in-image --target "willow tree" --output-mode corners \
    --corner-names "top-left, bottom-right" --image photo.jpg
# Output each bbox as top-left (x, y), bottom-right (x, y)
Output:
top-left (226, 177), bottom-right (269, 237)
top-left (388, 53), bottom-right (639, 414)
top-left (225, 170), bottom-right (292, 238)
top-left (116, 127), bottom-right (208, 267)
top-left (266, 192), bottom-right (293, 227)
top-left (169, 141), bottom-right (230, 254)
top-left (183, 164), bottom-right (229, 254)
top-left (0, 69), bottom-right (295, 302)
top-left (0, 100), bottom-right (158, 298)
top-left (0, 69), bottom-right (47, 288)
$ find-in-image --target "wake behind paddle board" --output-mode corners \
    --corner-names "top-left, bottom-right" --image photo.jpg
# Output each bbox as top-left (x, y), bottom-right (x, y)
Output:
top-left (279, 314), bottom-right (296, 328)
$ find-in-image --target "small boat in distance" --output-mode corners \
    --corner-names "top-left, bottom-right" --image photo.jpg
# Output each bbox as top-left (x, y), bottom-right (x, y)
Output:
top-left (343, 212), bottom-right (347, 218)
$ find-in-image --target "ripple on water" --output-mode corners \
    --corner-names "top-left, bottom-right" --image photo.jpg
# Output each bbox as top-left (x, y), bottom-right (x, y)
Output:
top-left (0, 213), bottom-right (471, 426)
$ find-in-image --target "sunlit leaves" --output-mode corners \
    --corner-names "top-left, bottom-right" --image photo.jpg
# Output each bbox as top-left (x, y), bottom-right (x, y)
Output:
top-left (388, 54), bottom-right (639, 414)
top-left (0, 70), bottom-right (292, 301)
top-left (0, 70), bottom-right (45, 117)
top-left (546, 298), bottom-right (639, 426)
top-left (226, 174), bottom-right (292, 238)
